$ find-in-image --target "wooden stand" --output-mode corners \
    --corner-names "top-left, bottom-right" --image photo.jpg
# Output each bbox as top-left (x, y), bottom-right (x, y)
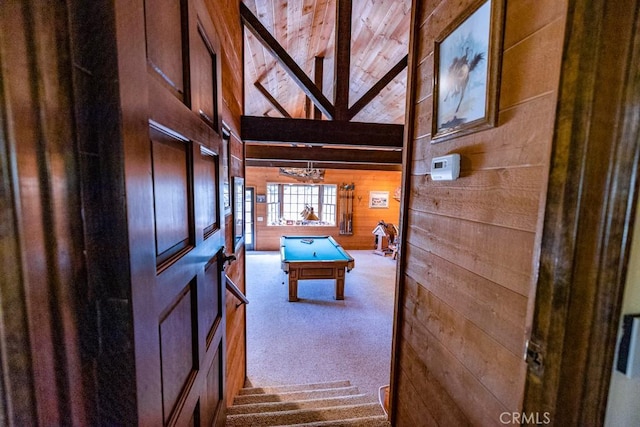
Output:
top-left (285, 264), bottom-right (347, 301)
top-left (374, 235), bottom-right (388, 256)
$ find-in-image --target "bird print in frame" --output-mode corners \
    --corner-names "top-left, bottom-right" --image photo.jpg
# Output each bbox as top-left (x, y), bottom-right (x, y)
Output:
top-left (432, 0), bottom-right (504, 142)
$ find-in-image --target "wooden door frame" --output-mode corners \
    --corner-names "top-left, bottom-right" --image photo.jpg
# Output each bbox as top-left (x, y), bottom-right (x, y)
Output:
top-left (522, 0), bottom-right (640, 425)
top-left (245, 186), bottom-right (256, 251)
top-left (0, 1), bottom-right (93, 424)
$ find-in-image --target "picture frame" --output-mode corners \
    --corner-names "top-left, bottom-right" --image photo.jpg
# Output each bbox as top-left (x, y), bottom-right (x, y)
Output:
top-left (221, 124), bottom-right (232, 214)
top-left (256, 194), bottom-right (267, 203)
top-left (232, 176), bottom-right (244, 248)
top-left (432, 0), bottom-right (505, 142)
top-left (369, 191), bottom-right (389, 209)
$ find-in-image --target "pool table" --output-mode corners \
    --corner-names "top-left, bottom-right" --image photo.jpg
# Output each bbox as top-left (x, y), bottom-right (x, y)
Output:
top-left (280, 236), bottom-right (355, 301)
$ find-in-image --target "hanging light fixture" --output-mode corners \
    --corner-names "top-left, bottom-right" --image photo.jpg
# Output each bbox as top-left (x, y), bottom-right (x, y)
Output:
top-left (279, 161), bottom-right (325, 183)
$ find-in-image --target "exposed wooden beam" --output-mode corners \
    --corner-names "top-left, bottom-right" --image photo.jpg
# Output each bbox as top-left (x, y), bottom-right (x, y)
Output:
top-left (254, 81), bottom-right (291, 118)
top-left (246, 159), bottom-right (402, 171)
top-left (241, 116), bottom-right (404, 148)
top-left (347, 55), bottom-right (408, 120)
top-left (334, 0), bottom-right (352, 120)
top-left (246, 145), bottom-right (402, 164)
top-left (314, 56), bottom-right (324, 119)
top-left (240, 3), bottom-right (335, 119)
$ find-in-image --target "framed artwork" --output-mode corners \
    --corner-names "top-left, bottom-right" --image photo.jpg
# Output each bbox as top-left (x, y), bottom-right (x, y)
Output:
top-left (432, 0), bottom-right (505, 142)
top-left (256, 194), bottom-right (267, 203)
top-left (369, 191), bottom-right (389, 208)
top-left (222, 124), bottom-right (232, 214)
top-left (232, 176), bottom-right (244, 248)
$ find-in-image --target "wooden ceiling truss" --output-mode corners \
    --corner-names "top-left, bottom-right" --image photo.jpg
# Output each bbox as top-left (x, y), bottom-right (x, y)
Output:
top-left (254, 81), bottom-right (291, 118)
top-left (240, 0), bottom-right (406, 170)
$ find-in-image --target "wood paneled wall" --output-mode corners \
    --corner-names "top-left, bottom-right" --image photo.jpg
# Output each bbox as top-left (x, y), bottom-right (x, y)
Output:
top-left (207, 1), bottom-right (247, 408)
top-left (246, 167), bottom-right (402, 250)
top-left (393, 0), bottom-right (568, 425)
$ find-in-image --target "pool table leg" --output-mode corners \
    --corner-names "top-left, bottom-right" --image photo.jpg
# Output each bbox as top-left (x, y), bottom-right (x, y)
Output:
top-left (335, 268), bottom-right (345, 300)
top-left (288, 270), bottom-right (299, 302)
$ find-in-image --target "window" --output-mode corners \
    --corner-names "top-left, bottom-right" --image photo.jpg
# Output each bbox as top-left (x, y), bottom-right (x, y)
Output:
top-left (322, 185), bottom-right (336, 225)
top-left (266, 184), bottom-right (280, 223)
top-left (266, 183), bottom-right (337, 226)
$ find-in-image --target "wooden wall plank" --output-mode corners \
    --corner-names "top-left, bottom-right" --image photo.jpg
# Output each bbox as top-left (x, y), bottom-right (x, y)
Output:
top-left (404, 246), bottom-right (527, 356)
top-left (405, 211), bottom-right (534, 296)
top-left (503, 0), bottom-right (567, 50)
top-left (401, 315), bottom-right (509, 424)
top-left (393, 0), bottom-right (569, 424)
top-left (499, 17), bottom-right (566, 109)
top-left (207, 0), bottom-right (243, 130)
top-left (414, 52), bottom-right (433, 104)
top-left (403, 267), bottom-right (525, 410)
top-left (395, 368), bottom-right (439, 426)
top-left (398, 342), bottom-right (470, 425)
top-left (412, 98), bottom-right (432, 140)
top-left (409, 167), bottom-right (544, 232)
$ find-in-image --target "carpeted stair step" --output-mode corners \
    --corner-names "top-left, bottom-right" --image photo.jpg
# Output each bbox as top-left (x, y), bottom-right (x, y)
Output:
top-left (227, 393), bottom-right (374, 415)
top-left (232, 385), bottom-right (361, 406)
top-left (225, 402), bottom-right (384, 426)
top-left (279, 415), bottom-right (390, 426)
top-left (238, 380), bottom-right (352, 396)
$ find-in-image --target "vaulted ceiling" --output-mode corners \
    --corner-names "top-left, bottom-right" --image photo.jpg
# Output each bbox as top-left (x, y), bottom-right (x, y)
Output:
top-left (240, 0), bottom-right (412, 170)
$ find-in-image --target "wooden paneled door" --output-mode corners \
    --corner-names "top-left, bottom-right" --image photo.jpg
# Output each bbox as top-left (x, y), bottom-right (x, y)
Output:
top-left (114, 0), bottom-right (227, 425)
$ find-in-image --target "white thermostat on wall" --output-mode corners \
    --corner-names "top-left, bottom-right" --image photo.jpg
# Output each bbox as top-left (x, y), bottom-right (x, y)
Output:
top-left (430, 154), bottom-right (460, 181)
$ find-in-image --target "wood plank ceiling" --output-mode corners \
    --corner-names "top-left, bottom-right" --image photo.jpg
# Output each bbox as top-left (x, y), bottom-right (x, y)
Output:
top-left (241, 0), bottom-right (411, 170)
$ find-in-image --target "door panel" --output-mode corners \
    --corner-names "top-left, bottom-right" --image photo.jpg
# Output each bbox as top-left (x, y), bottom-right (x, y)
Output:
top-left (159, 279), bottom-right (198, 423)
top-left (144, 0), bottom-right (187, 99)
top-left (115, 0), bottom-right (227, 424)
top-left (203, 255), bottom-right (223, 348)
top-left (151, 128), bottom-right (193, 267)
top-left (192, 23), bottom-right (219, 129)
top-left (199, 147), bottom-right (220, 239)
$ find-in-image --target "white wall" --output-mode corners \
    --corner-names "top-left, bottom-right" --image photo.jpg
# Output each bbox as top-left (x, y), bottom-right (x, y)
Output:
top-left (605, 197), bottom-right (640, 427)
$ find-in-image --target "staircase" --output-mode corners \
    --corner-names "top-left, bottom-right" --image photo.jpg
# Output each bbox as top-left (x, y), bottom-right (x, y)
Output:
top-left (225, 380), bottom-right (390, 426)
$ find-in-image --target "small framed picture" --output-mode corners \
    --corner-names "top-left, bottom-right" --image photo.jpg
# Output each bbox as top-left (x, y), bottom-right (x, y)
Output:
top-left (256, 194), bottom-right (267, 203)
top-left (432, 0), bottom-right (505, 142)
top-left (369, 191), bottom-right (389, 208)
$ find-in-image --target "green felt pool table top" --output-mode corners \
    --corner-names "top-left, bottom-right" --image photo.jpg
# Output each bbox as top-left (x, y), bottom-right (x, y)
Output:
top-left (280, 236), bottom-right (354, 263)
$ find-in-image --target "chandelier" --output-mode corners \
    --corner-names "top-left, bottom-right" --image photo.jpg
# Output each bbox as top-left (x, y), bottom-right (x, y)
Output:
top-left (279, 162), bottom-right (325, 182)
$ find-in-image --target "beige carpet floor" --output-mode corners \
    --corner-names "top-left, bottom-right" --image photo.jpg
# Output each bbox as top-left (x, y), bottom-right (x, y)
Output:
top-left (245, 250), bottom-right (397, 399)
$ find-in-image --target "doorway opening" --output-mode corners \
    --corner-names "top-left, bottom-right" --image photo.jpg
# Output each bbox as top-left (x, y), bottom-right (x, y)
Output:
top-left (244, 250), bottom-right (397, 401)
